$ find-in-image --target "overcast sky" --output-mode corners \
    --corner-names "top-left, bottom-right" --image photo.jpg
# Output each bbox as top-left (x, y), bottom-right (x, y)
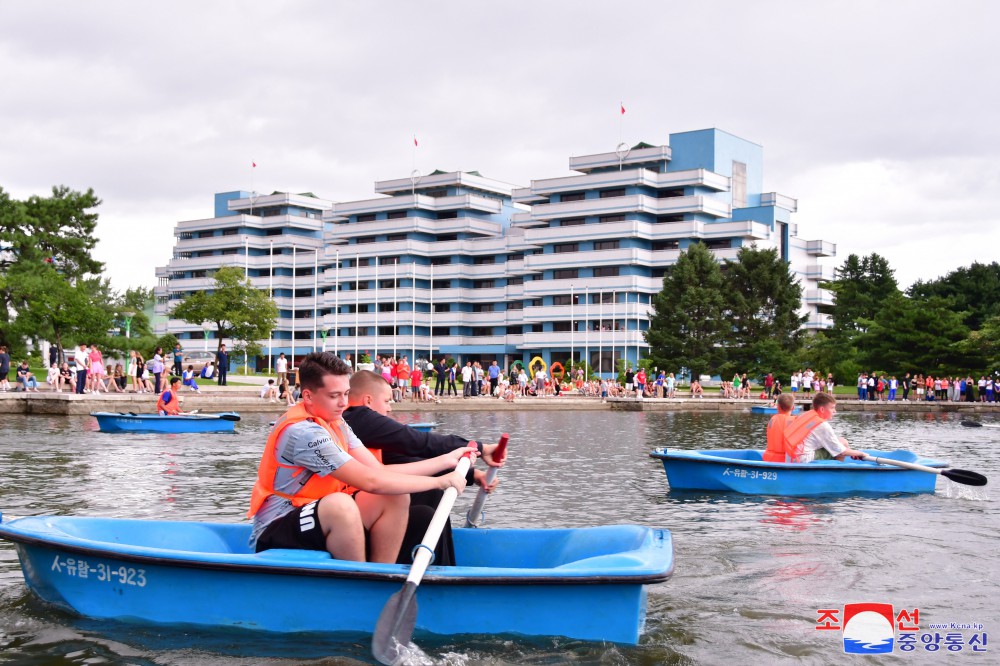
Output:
top-left (3, 1), bottom-right (998, 292)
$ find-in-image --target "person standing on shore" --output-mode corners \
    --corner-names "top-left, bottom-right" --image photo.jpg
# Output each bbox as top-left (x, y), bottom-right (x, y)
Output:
top-left (216, 344), bottom-right (229, 386)
top-left (0, 345), bottom-right (10, 392)
top-left (149, 347), bottom-right (165, 394)
top-left (275, 353), bottom-right (287, 386)
top-left (75, 343), bottom-right (88, 395)
top-left (172, 343), bottom-right (184, 377)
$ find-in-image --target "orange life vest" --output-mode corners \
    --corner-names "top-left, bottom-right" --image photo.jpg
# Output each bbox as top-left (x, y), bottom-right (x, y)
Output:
top-left (157, 390), bottom-right (181, 415)
top-left (781, 410), bottom-right (826, 462)
top-left (763, 413), bottom-right (794, 462)
top-left (246, 403), bottom-right (380, 518)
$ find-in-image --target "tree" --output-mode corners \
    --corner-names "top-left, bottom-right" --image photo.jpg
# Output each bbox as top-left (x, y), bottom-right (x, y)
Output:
top-left (857, 294), bottom-right (980, 374)
top-left (722, 245), bottom-right (806, 377)
top-left (963, 315), bottom-right (1000, 373)
top-left (645, 242), bottom-right (728, 378)
top-left (0, 185), bottom-right (105, 359)
top-left (170, 266), bottom-right (278, 359)
top-left (825, 252), bottom-right (900, 340)
top-left (908, 262), bottom-right (1000, 331)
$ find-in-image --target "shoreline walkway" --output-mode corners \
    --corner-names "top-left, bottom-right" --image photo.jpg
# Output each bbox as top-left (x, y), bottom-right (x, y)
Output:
top-left (3, 385), bottom-right (999, 416)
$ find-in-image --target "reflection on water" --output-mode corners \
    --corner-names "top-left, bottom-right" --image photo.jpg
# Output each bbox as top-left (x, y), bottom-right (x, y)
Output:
top-left (0, 410), bottom-right (997, 665)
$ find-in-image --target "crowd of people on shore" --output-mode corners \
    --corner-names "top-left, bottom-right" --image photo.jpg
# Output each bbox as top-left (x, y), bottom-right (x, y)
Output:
top-left (854, 372), bottom-right (997, 403)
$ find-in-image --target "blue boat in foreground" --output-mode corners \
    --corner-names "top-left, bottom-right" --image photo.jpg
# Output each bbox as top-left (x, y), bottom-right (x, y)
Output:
top-left (750, 405), bottom-right (802, 415)
top-left (91, 412), bottom-right (240, 434)
top-left (0, 514), bottom-right (672, 644)
top-left (649, 448), bottom-right (949, 495)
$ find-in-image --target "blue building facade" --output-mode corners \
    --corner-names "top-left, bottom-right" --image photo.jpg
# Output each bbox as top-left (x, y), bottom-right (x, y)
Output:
top-left (155, 128), bottom-right (835, 375)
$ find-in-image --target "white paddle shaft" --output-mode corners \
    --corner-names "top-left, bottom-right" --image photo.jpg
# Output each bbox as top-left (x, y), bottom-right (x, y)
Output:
top-left (406, 454), bottom-right (473, 584)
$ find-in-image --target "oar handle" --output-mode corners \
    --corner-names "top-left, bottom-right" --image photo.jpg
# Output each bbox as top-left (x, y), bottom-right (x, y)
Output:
top-left (406, 443), bottom-right (478, 584)
top-left (862, 454), bottom-right (942, 475)
top-left (465, 434), bottom-right (509, 527)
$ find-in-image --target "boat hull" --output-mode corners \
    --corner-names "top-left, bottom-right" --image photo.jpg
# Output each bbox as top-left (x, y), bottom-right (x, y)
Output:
top-left (91, 412), bottom-right (238, 434)
top-left (408, 422), bottom-right (439, 432)
top-left (749, 406), bottom-right (802, 415)
top-left (0, 516), bottom-right (672, 644)
top-left (649, 448), bottom-right (947, 495)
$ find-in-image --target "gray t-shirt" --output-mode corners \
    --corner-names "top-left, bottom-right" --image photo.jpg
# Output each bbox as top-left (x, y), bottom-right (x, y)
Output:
top-left (249, 418), bottom-right (364, 548)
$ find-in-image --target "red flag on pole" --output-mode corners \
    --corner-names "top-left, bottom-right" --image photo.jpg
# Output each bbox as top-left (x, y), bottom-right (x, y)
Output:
top-left (252, 161), bottom-right (257, 168)
top-left (620, 102), bottom-right (626, 115)
top-left (413, 136), bottom-right (418, 147)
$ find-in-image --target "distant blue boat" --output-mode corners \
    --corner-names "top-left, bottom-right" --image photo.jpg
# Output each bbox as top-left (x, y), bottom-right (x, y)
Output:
top-left (408, 422), bottom-right (439, 432)
top-left (750, 405), bottom-right (803, 415)
top-left (91, 412), bottom-right (240, 434)
top-left (649, 448), bottom-right (948, 495)
top-left (0, 515), bottom-right (673, 645)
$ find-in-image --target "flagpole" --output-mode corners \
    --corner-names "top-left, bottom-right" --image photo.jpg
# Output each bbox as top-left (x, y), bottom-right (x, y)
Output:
top-left (393, 262), bottom-right (398, 360)
top-left (429, 262), bottom-right (434, 365)
top-left (570, 284), bottom-right (575, 375)
top-left (585, 286), bottom-right (589, 380)
top-left (411, 263), bottom-right (416, 367)
top-left (355, 253), bottom-right (360, 365)
top-left (612, 290), bottom-right (617, 375)
top-left (244, 235), bottom-right (249, 374)
top-left (374, 258), bottom-right (379, 359)
top-left (291, 246), bottom-right (297, 370)
top-left (313, 248), bottom-right (319, 353)
top-left (598, 291), bottom-right (603, 379)
top-left (334, 249), bottom-right (340, 356)
top-left (268, 239), bottom-right (273, 373)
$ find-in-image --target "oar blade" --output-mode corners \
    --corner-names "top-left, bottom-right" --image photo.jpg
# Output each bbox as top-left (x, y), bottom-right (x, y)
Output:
top-left (218, 413), bottom-right (241, 422)
top-left (372, 582), bottom-right (418, 665)
top-left (942, 468), bottom-right (988, 487)
top-left (961, 420), bottom-right (983, 428)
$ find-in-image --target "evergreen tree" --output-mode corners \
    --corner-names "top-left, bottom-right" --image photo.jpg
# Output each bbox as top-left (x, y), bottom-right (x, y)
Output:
top-left (644, 242), bottom-right (728, 379)
top-left (722, 245), bottom-right (805, 377)
top-left (825, 252), bottom-right (900, 341)
top-left (908, 261), bottom-right (1000, 331)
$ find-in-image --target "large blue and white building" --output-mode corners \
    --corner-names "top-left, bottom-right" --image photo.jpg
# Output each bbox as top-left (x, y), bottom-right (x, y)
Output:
top-left (154, 128), bottom-right (835, 374)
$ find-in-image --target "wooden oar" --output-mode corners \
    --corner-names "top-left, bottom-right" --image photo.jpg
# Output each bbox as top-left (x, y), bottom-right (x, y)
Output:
top-left (961, 420), bottom-right (1000, 429)
top-left (372, 443), bottom-right (478, 665)
top-left (465, 433), bottom-right (509, 528)
top-left (861, 454), bottom-right (987, 486)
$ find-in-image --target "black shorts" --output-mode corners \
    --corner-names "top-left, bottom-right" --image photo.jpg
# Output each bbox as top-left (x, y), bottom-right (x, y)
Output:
top-left (256, 500), bottom-right (330, 553)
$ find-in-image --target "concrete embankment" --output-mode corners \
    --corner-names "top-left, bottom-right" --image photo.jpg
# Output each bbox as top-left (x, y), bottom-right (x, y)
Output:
top-left (2, 389), bottom-right (999, 416)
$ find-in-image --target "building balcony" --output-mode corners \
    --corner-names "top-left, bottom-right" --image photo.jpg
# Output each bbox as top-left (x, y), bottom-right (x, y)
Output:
top-left (329, 193), bottom-right (504, 220)
top-left (177, 213), bottom-right (323, 235)
top-left (568, 145), bottom-right (672, 173)
top-left (511, 167), bottom-right (729, 203)
top-left (760, 192), bottom-right (798, 212)
top-left (804, 289), bottom-right (835, 306)
top-left (803, 264), bottom-right (836, 282)
top-left (374, 171), bottom-right (518, 198)
top-left (804, 239), bottom-right (836, 257)
top-left (526, 194), bottom-right (730, 222)
top-left (803, 313), bottom-right (834, 330)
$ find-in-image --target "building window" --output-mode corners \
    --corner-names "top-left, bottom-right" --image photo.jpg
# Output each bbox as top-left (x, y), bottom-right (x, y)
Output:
top-left (430, 256), bottom-right (452, 266)
top-left (594, 266), bottom-right (619, 278)
top-left (437, 234), bottom-right (458, 242)
top-left (594, 239), bottom-right (619, 250)
top-left (378, 303), bottom-right (395, 312)
top-left (599, 214), bottom-right (625, 224)
top-left (553, 242), bottom-right (579, 254)
top-left (657, 188), bottom-right (684, 198)
top-left (431, 326), bottom-right (450, 337)
top-left (553, 321), bottom-right (571, 332)
top-left (656, 214), bottom-right (684, 223)
top-left (437, 211), bottom-right (458, 220)
top-left (471, 327), bottom-right (493, 336)
top-left (387, 210), bottom-right (407, 219)
top-left (473, 279), bottom-right (495, 289)
top-left (379, 279), bottom-right (398, 289)
top-left (553, 269), bottom-right (578, 280)
top-left (473, 256), bottom-right (495, 264)
top-left (732, 161), bottom-right (747, 209)
top-left (378, 326), bottom-right (396, 336)
top-left (652, 240), bottom-right (680, 251)
top-left (265, 228), bottom-right (283, 236)
top-left (221, 227), bottom-right (238, 236)
top-left (552, 295), bottom-right (571, 306)
top-left (507, 301), bottom-right (523, 310)
top-left (220, 248), bottom-right (237, 255)
top-left (560, 217), bottom-right (585, 227)
top-left (386, 233), bottom-right (407, 241)
top-left (599, 188), bottom-right (626, 199)
top-left (529, 324), bottom-right (543, 333)
top-left (434, 303), bottom-right (450, 313)
top-left (426, 189), bottom-right (448, 198)
top-left (593, 292), bottom-right (615, 304)
top-left (506, 325), bottom-right (522, 334)
top-left (509, 252), bottom-right (525, 261)
top-left (294, 267), bottom-right (314, 276)
top-left (507, 275), bottom-right (523, 285)
top-left (432, 279), bottom-right (450, 289)
top-left (380, 255), bottom-right (401, 265)
top-left (357, 213), bottom-right (376, 223)
top-left (560, 192), bottom-right (585, 202)
top-left (472, 303), bottom-right (494, 312)
top-left (703, 238), bottom-right (734, 250)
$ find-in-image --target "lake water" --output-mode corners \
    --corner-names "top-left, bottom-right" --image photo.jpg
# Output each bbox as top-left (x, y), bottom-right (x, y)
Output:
top-left (0, 410), bottom-right (997, 665)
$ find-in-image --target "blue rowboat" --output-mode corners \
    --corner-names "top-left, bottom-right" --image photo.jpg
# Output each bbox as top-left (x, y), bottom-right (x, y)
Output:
top-left (408, 422), bottom-right (439, 432)
top-left (750, 405), bottom-right (802, 415)
top-left (0, 514), bottom-right (672, 644)
top-left (90, 412), bottom-right (240, 434)
top-left (649, 448), bottom-right (948, 495)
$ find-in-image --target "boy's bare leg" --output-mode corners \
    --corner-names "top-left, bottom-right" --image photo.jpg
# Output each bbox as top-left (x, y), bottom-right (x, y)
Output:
top-left (355, 491), bottom-right (410, 563)
top-left (316, 493), bottom-right (367, 561)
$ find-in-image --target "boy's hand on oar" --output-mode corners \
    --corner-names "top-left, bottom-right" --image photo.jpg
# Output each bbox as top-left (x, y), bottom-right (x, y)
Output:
top-left (473, 469), bottom-right (500, 493)
top-left (482, 441), bottom-right (508, 467)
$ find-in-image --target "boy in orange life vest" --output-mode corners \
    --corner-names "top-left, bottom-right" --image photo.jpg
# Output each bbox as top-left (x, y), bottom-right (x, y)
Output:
top-left (247, 352), bottom-right (472, 563)
top-left (156, 377), bottom-right (185, 415)
top-left (785, 392), bottom-right (866, 463)
top-left (762, 393), bottom-right (797, 462)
